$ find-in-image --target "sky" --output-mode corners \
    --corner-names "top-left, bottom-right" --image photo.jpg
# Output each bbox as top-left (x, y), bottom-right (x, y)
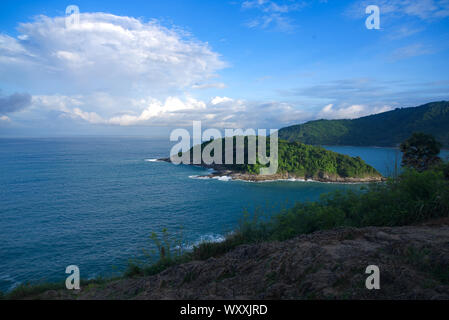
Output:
top-left (0, 0), bottom-right (449, 137)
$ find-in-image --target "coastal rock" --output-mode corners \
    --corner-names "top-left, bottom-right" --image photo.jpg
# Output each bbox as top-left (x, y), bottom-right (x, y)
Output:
top-left (159, 158), bottom-right (385, 183)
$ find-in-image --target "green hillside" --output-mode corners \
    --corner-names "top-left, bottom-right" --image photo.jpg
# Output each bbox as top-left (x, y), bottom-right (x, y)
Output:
top-left (181, 137), bottom-right (381, 179)
top-left (278, 101), bottom-right (449, 147)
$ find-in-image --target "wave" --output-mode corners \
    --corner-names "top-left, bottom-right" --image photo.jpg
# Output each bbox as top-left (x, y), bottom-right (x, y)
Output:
top-left (189, 175), bottom-right (232, 182)
top-left (144, 159), bottom-right (161, 162)
top-left (213, 176), bottom-right (232, 182)
top-left (176, 234), bottom-right (226, 251)
top-left (193, 175), bottom-right (367, 185)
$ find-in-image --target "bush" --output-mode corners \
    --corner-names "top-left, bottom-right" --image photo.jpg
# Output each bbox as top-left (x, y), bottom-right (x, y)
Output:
top-left (253, 165), bottom-right (449, 241)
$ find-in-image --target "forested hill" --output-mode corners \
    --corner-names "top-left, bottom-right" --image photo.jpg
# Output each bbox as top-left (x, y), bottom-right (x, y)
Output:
top-left (176, 137), bottom-right (382, 181)
top-left (278, 101), bottom-right (449, 147)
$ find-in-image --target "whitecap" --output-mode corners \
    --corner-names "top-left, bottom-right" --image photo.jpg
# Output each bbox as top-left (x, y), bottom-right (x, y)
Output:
top-left (213, 176), bottom-right (232, 182)
top-left (188, 175), bottom-right (210, 180)
top-left (176, 234), bottom-right (226, 251)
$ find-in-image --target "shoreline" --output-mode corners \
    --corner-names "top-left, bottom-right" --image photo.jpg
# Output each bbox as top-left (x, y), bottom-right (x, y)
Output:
top-left (158, 158), bottom-right (386, 184)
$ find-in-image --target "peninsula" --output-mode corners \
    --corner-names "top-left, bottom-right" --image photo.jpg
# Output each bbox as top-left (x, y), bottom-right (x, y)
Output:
top-left (161, 138), bottom-right (384, 183)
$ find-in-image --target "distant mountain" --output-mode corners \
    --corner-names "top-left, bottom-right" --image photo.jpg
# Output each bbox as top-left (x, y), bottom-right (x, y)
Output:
top-left (278, 101), bottom-right (449, 147)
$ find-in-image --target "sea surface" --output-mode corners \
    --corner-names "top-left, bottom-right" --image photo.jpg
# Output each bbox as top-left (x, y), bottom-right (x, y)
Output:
top-left (1, 137), bottom-right (448, 292)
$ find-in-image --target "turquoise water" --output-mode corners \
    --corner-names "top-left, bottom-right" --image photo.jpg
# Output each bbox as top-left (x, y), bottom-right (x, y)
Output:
top-left (0, 138), bottom-right (447, 292)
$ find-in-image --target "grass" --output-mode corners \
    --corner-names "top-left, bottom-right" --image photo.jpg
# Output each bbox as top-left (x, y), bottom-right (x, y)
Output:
top-left (2, 277), bottom-right (112, 300)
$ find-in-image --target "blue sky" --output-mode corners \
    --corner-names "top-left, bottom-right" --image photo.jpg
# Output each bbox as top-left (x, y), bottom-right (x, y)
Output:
top-left (0, 0), bottom-right (449, 137)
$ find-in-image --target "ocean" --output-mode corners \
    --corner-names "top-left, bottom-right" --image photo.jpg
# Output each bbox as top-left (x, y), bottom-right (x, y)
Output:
top-left (0, 137), bottom-right (447, 292)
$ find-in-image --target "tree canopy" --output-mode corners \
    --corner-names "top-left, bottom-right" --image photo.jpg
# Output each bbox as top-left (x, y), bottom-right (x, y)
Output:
top-left (400, 132), bottom-right (442, 172)
top-left (182, 137), bottom-right (381, 178)
top-left (278, 101), bottom-right (449, 147)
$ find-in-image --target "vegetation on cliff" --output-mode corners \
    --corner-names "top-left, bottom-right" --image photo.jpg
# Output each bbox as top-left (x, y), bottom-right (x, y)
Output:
top-left (278, 101), bottom-right (449, 147)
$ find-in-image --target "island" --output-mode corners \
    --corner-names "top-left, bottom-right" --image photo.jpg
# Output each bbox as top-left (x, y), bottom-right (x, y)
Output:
top-left (160, 137), bottom-right (385, 183)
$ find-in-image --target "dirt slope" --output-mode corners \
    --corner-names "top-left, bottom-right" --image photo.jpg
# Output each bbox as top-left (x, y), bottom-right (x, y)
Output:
top-left (38, 221), bottom-right (449, 300)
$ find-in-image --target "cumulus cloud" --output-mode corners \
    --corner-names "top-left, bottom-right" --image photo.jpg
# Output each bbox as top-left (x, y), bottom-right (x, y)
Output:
top-left (31, 91), bottom-right (400, 129)
top-left (0, 13), bottom-right (226, 96)
top-left (31, 94), bottom-right (309, 129)
top-left (0, 92), bottom-right (32, 114)
top-left (0, 11), bottom-right (318, 130)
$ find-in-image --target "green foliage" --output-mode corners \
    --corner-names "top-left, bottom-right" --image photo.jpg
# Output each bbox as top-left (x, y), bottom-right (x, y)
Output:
top-left (183, 136), bottom-right (381, 178)
top-left (400, 132), bottom-right (442, 172)
top-left (443, 162), bottom-right (449, 180)
top-left (231, 164), bottom-right (449, 242)
top-left (278, 101), bottom-right (449, 147)
top-left (275, 141), bottom-right (379, 178)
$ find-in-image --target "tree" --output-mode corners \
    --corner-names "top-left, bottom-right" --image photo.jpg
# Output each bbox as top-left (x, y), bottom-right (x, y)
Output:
top-left (400, 132), bottom-right (442, 172)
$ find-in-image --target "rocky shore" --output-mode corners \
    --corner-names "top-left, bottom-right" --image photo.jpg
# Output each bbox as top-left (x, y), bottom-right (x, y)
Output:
top-left (158, 158), bottom-right (386, 183)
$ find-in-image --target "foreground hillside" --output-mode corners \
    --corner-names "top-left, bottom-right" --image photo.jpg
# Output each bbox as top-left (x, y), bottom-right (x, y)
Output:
top-left (28, 220), bottom-right (449, 300)
top-left (279, 101), bottom-right (449, 147)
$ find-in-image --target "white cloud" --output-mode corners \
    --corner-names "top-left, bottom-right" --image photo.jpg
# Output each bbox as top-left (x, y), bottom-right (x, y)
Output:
top-left (241, 0), bottom-right (308, 31)
top-left (0, 13), bottom-right (226, 96)
top-left (30, 93), bottom-right (309, 129)
top-left (211, 96), bottom-right (234, 105)
top-left (242, 0), bottom-right (304, 13)
top-left (0, 115), bottom-right (11, 122)
top-left (318, 103), bottom-right (392, 119)
top-left (191, 82), bottom-right (227, 89)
